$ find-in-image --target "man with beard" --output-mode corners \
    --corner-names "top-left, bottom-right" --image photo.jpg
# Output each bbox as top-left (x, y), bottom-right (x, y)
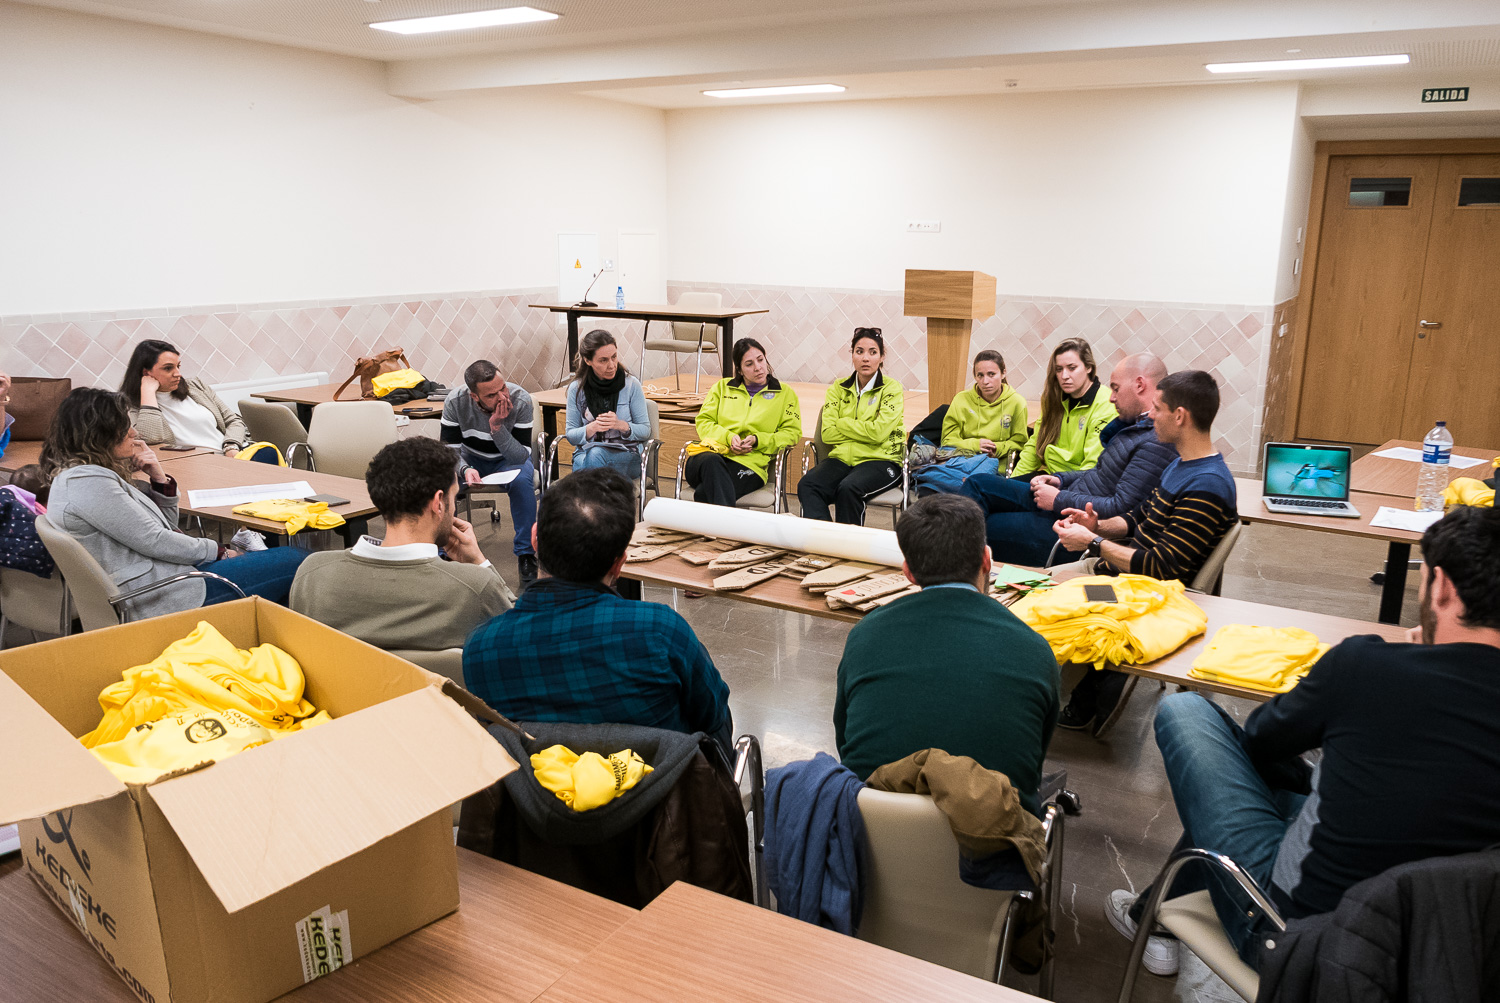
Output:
top-left (290, 436), bottom-right (513, 650)
top-left (1106, 505), bottom-right (1500, 978)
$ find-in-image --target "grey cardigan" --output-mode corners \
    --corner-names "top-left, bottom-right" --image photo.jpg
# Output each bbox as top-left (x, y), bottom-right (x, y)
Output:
top-left (129, 377), bottom-right (250, 451)
top-left (46, 464), bottom-right (218, 621)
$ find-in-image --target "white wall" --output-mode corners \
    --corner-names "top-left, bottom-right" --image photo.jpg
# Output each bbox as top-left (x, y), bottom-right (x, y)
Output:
top-left (1275, 102), bottom-right (1317, 303)
top-left (0, 2), bottom-right (667, 316)
top-left (665, 83), bottom-right (1302, 305)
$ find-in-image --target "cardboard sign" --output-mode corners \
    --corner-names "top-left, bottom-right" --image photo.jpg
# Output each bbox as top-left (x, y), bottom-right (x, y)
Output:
top-left (802, 562), bottom-right (879, 592)
top-left (826, 572), bottom-right (912, 609)
top-left (707, 545), bottom-right (786, 570)
top-left (854, 584), bottom-right (922, 611)
top-left (712, 555), bottom-right (800, 592)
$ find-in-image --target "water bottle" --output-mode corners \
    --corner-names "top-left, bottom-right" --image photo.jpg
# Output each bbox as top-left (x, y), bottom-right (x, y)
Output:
top-left (615, 285), bottom-right (625, 310)
top-left (1416, 420), bottom-right (1453, 512)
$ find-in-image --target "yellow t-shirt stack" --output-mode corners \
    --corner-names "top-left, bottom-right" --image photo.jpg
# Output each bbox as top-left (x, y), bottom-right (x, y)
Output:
top-left (1189, 624), bottom-right (1330, 694)
top-left (1009, 574), bottom-right (1208, 669)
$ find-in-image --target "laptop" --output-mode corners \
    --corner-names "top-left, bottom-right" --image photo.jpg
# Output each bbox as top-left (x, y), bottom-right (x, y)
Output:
top-left (1262, 442), bottom-right (1360, 517)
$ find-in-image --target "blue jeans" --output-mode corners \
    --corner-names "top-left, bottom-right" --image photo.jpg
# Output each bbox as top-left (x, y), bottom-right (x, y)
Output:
top-left (1141, 693), bottom-right (1307, 964)
top-left (572, 444), bottom-right (642, 480)
top-left (198, 547), bottom-right (310, 606)
top-left (463, 453), bottom-right (537, 556)
top-left (959, 473), bottom-right (1059, 566)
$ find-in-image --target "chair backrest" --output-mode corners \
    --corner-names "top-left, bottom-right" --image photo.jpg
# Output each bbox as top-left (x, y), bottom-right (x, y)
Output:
top-left (810, 411), bottom-right (828, 464)
top-left (1191, 520), bottom-right (1244, 595)
top-left (856, 788), bottom-right (1017, 981)
top-left (0, 567), bottom-right (70, 635)
top-left (645, 398), bottom-right (661, 441)
top-left (307, 401), bottom-right (399, 479)
top-left (32, 514), bottom-right (123, 632)
top-left (670, 291), bottom-right (723, 347)
top-left (390, 648), bottom-right (465, 687)
top-left (241, 401), bottom-right (309, 454)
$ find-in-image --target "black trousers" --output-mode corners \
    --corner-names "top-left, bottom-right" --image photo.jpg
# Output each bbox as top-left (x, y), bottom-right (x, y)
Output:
top-left (797, 457), bottom-right (902, 524)
top-left (684, 452), bottom-right (765, 507)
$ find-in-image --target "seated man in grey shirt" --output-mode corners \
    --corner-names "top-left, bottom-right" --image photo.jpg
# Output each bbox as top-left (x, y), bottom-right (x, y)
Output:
top-left (291, 436), bottom-right (513, 650)
top-left (441, 359), bottom-right (539, 590)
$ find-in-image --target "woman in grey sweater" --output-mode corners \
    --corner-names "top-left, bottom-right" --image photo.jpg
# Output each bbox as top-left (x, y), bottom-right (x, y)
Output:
top-left (41, 389), bottom-right (307, 621)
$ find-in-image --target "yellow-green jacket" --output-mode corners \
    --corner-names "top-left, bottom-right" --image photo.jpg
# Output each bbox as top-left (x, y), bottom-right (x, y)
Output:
top-left (941, 384), bottom-right (1029, 458)
top-left (820, 372), bottom-right (905, 466)
top-left (1011, 381), bottom-right (1116, 477)
top-left (695, 376), bottom-right (803, 481)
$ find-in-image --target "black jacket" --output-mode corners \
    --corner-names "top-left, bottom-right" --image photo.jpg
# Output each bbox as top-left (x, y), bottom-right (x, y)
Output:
top-left (1256, 848), bottom-right (1500, 1003)
top-left (1053, 414), bottom-right (1176, 519)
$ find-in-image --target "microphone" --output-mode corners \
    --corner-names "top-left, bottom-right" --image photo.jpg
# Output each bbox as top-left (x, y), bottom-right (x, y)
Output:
top-left (574, 268), bottom-right (606, 308)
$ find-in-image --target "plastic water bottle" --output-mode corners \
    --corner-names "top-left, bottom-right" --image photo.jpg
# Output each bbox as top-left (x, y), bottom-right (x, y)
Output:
top-left (615, 285), bottom-right (625, 309)
top-left (1416, 421), bottom-right (1453, 512)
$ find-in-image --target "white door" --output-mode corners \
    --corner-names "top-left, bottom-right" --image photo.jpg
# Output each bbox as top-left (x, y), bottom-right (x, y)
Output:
top-left (557, 233), bottom-right (600, 303)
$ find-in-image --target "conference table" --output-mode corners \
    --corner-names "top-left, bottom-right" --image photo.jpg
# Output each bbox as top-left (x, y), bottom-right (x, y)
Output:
top-left (252, 384), bottom-right (446, 426)
top-left (1, 440), bottom-right (216, 473)
top-left (528, 302), bottom-right (770, 380)
top-left (1351, 437), bottom-right (1496, 498)
top-left (164, 452), bottom-right (377, 542)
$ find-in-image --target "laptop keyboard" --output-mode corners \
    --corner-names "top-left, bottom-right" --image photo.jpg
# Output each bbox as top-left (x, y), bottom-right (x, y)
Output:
top-left (1270, 497), bottom-right (1347, 509)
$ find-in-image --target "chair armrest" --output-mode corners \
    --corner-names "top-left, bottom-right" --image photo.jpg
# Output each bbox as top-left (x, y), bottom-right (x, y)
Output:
top-left (110, 570), bottom-right (247, 608)
top-left (771, 445), bottom-right (793, 514)
top-left (800, 439), bottom-right (818, 478)
top-left (288, 441), bottom-right (314, 471)
top-left (544, 435), bottom-right (565, 493)
top-left (733, 734), bottom-right (768, 909)
top-left (675, 440), bottom-right (700, 499)
top-left (639, 439), bottom-right (663, 518)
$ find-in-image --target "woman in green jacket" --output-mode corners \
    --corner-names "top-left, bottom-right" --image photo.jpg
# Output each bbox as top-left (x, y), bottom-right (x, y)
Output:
top-left (798, 328), bottom-right (906, 524)
top-left (684, 338), bottom-right (802, 506)
top-left (915, 350), bottom-right (1030, 496)
top-left (1011, 338), bottom-right (1116, 478)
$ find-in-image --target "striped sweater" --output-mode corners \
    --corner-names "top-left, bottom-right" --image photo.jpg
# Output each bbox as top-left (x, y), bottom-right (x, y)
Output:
top-left (1120, 454), bottom-right (1237, 583)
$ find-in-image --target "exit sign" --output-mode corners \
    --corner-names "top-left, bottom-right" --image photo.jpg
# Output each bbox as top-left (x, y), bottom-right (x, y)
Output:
top-left (1422, 87), bottom-right (1469, 103)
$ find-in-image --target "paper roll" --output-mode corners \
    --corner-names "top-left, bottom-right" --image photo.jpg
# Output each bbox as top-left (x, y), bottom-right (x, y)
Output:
top-left (642, 498), bottom-right (904, 568)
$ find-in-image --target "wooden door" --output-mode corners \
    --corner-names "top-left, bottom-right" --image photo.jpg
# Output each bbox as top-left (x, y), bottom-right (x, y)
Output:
top-left (1296, 155), bottom-right (1441, 444)
top-left (1398, 154), bottom-right (1500, 448)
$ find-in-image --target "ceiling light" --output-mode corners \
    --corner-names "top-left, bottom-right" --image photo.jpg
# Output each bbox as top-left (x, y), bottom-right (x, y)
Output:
top-left (370, 6), bottom-right (557, 34)
top-left (702, 84), bottom-right (846, 98)
top-left (1206, 54), bottom-right (1408, 73)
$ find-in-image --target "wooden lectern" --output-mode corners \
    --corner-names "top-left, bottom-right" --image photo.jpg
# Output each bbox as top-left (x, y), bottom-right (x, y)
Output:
top-left (903, 269), bottom-right (997, 409)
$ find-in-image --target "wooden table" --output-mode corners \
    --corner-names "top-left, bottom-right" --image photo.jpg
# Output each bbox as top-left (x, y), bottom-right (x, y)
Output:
top-left (1351, 438), bottom-right (1496, 498)
top-left (529, 302), bottom-right (771, 380)
top-left (2, 440), bottom-right (215, 474)
top-left (0, 848), bottom-right (637, 1003)
top-left (1235, 476), bottom-right (1424, 624)
top-left (535, 880), bottom-right (1041, 1003)
top-left (620, 548), bottom-right (889, 623)
top-left (167, 452), bottom-right (377, 542)
top-left (252, 384), bottom-right (446, 426)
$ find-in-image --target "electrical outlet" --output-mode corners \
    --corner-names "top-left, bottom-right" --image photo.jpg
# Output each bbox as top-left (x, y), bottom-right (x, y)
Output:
top-left (602, 259), bottom-right (615, 271)
top-left (906, 220), bottom-right (941, 233)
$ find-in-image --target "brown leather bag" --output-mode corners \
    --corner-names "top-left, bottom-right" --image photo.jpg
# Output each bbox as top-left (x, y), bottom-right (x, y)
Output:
top-left (333, 348), bottom-right (411, 401)
top-left (7, 377), bottom-right (72, 440)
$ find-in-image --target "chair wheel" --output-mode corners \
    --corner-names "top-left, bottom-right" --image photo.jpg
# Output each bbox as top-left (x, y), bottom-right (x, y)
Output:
top-left (1057, 789), bottom-right (1083, 816)
top-left (490, 510), bottom-right (501, 523)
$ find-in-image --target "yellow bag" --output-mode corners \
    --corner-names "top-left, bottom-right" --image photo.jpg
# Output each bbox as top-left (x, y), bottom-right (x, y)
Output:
top-left (235, 441), bottom-right (286, 466)
top-left (686, 440), bottom-right (729, 457)
top-left (531, 744), bottom-right (653, 812)
top-left (370, 368), bottom-right (425, 397)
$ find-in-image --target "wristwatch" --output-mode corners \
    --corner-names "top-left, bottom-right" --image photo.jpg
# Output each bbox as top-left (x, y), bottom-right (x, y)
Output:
top-left (1086, 536), bottom-right (1104, 558)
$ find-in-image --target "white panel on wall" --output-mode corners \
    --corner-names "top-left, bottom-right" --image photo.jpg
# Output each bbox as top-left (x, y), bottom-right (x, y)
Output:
top-left (618, 231), bottom-right (665, 304)
top-left (558, 233), bottom-right (601, 303)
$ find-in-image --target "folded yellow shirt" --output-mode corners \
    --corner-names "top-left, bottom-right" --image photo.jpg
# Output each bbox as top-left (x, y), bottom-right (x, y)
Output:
top-left (531, 744), bottom-right (653, 812)
top-left (1189, 624), bottom-right (1330, 694)
top-left (1010, 574), bottom-right (1207, 670)
top-left (1444, 477), bottom-right (1495, 509)
top-left (230, 499), bottom-right (346, 534)
top-left (90, 709), bottom-right (275, 784)
top-left (82, 621), bottom-right (330, 750)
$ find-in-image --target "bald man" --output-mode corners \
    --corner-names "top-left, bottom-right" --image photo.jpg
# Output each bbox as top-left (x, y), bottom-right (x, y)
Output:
top-left (961, 354), bottom-right (1175, 566)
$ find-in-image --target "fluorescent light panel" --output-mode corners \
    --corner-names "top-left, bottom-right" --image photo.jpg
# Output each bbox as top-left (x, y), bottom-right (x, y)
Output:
top-left (703, 84), bottom-right (846, 98)
top-left (371, 6), bottom-right (557, 35)
top-left (1206, 54), bottom-right (1408, 73)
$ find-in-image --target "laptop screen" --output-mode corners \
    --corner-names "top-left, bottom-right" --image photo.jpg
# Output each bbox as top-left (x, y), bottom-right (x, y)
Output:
top-left (1263, 443), bottom-right (1352, 500)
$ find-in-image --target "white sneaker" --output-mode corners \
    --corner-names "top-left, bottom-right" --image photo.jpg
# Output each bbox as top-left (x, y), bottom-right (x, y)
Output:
top-left (230, 528), bottom-right (268, 552)
top-left (1107, 888), bottom-right (1179, 976)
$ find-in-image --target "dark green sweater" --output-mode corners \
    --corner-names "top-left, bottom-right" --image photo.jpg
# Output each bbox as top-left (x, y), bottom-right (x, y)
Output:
top-left (834, 585), bottom-right (1060, 816)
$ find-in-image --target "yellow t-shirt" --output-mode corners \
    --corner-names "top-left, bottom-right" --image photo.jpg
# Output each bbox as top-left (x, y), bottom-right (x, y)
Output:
top-left (531, 745), bottom-right (653, 812)
top-left (230, 499), bottom-right (346, 534)
top-left (1010, 574), bottom-right (1208, 669)
top-left (1189, 624), bottom-right (1330, 694)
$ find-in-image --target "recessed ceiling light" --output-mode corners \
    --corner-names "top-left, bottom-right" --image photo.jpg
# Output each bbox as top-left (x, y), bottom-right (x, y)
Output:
top-left (370, 6), bottom-right (557, 34)
top-left (702, 84), bottom-right (846, 98)
top-left (1206, 54), bottom-right (1408, 73)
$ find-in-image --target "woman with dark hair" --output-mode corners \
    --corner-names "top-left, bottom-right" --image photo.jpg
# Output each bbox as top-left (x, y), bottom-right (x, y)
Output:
top-left (563, 330), bottom-right (651, 479)
top-left (798, 328), bottom-right (906, 524)
top-left (1011, 337), bottom-right (1115, 478)
top-left (684, 338), bottom-right (802, 507)
top-left (120, 339), bottom-right (250, 455)
top-left (913, 349), bottom-right (1029, 497)
top-left (41, 388), bottom-right (307, 621)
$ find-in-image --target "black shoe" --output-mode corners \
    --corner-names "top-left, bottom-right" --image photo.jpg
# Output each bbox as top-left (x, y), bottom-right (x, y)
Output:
top-left (517, 554), bottom-right (539, 592)
top-left (1056, 704), bottom-right (1095, 731)
top-left (1090, 670), bottom-right (1131, 736)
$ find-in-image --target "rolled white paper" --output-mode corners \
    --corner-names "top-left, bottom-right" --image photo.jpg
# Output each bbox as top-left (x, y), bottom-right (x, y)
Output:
top-left (643, 497), bottom-right (904, 568)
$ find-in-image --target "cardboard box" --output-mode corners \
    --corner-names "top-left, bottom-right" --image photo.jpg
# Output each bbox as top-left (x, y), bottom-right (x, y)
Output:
top-left (0, 598), bottom-right (517, 1003)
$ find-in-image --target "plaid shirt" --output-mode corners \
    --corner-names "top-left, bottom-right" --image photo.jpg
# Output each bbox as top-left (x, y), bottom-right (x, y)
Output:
top-left (463, 578), bottom-right (731, 738)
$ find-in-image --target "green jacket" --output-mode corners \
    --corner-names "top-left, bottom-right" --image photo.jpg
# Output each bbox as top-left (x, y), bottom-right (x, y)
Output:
top-left (695, 376), bottom-right (803, 481)
top-left (1012, 381), bottom-right (1116, 478)
top-left (941, 384), bottom-right (1029, 458)
top-left (820, 371), bottom-right (905, 466)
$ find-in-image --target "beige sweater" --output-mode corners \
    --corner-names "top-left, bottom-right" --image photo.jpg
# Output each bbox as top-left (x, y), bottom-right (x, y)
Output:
top-left (129, 377), bottom-right (249, 451)
top-left (290, 550), bottom-right (514, 651)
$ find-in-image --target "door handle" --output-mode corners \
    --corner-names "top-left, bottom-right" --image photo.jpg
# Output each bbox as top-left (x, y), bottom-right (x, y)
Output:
top-left (1419, 320), bottom-right (1442, 329)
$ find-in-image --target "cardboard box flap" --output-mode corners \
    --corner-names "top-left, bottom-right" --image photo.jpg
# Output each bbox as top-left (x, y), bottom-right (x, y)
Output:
top-left (0, 668), bottom-right (125, 824)
top-left (145, 686), bottom-right (516, 913)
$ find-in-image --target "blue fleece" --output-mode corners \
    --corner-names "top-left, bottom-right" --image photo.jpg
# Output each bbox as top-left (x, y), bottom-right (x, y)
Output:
top-left (764, 752), bottom-right (867, 935)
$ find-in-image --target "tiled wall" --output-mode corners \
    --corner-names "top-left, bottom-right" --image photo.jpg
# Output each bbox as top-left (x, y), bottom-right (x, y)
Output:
top-left (1, 282), bottom-right (1274, 473)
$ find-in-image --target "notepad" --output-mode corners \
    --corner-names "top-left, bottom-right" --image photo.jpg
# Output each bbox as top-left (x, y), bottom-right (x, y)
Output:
top-left (991, 564), bottom-right (1054, 587)
top-left (1371, 446), bottom-right (1487, 469)
top-left (478, 469), bottom-right (520, 486)
top-left (1369, 507), bottom-right (1445, 533)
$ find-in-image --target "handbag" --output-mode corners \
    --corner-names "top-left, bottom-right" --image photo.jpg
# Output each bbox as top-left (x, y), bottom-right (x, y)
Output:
top-left (7, 377), bottom-right (72, 440)
top-left (333, 349), bottom-right (413, 401)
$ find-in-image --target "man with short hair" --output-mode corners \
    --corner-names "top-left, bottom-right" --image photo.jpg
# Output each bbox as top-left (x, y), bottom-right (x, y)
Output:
top-left (463, 467), bottom-right (734, 755)
top-left (834, 494), bottom-right (1060, 815)
top-left (962, 353), bottom-right (1175, 566)
top-left (1108, 506), bottom-right (1500, 978)
top-left (441, 359), bottom-right (539, 589)
top-left (1050, 369), bottom-right (1238, 729)
top-left (290, 436), bottom-right (513, 650)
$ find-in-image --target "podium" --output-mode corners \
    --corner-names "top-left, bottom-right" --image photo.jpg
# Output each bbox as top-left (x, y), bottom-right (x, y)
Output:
top-left (903, 269), bottom-right (997, 408)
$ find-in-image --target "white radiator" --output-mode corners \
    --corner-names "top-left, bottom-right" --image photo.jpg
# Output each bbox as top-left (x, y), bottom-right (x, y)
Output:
top-left (211, 371), bottom-right (328, 412)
